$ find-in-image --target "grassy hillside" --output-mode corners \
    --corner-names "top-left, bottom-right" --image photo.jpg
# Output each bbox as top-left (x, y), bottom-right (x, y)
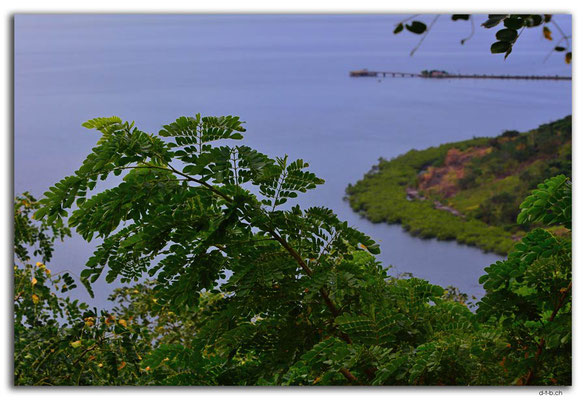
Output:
top-left (346, 116), bottom-right (571, 255)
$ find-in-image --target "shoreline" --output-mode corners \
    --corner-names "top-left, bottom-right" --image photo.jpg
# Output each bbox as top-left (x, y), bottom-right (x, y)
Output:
top-left (344, 116), bottom-right (571, 257)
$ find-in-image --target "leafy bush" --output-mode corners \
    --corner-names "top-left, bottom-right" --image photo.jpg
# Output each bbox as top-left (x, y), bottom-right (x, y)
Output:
top-left (14, 195), bottom-right (150, 385)
top-left (477, 175), bottom-right (571, 385)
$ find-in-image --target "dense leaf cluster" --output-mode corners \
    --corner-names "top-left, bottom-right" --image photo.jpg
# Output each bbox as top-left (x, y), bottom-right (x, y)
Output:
top-left (14, 192), bottom-right (70, 264)
top-left (477, 174), bottom-right (571, 385)
top-left (14, 196), bottom-right (149, 385)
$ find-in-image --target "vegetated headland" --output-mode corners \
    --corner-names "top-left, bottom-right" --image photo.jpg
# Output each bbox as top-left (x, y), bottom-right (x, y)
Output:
top-left (345, 116), bottom-right (571, 255)
top-left (349, 69), bottom-right (572, 81)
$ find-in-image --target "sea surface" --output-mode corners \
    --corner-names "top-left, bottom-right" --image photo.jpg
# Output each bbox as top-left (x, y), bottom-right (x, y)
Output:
top-left (14, 14), bottom-right (572, 307)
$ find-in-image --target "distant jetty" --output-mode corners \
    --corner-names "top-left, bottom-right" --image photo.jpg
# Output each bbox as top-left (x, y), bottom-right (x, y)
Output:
top-left (349, 69), bottom-right (571, 81)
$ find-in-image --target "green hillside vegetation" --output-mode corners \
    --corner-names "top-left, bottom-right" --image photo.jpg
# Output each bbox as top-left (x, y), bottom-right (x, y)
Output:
top-left (345, 116), bottom-right (571, 255)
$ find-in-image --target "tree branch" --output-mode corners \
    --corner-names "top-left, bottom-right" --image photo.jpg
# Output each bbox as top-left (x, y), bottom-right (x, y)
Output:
top-left (339, 367), bottom-right (361, 385)
top-left (153, 162), bottom-right (351, 342)
top-left (410, 15), bottom-right (440, 56)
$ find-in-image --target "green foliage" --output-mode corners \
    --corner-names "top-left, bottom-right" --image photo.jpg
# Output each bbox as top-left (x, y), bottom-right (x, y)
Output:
top-left (14, 196), bottom-right (150, 385)
top-left (17, 114), bottom-right (571, 386)
top-left (28, 114), bottom-right (389, 385)
top-left (518, 175), bottom-right (571, 229)
top-left (14, 192), bottom-right (71, 263)
top-left (482, 15), bottom-right (568, 61)
top-left (477, 175), bottom-right (571, 385)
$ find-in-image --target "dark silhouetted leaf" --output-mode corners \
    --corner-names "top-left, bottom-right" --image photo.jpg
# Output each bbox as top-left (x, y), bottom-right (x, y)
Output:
top-left (406, 21), bottom-right (427, 34)
top-left (482, 15), bottom-right (508, 29)
top-left (490, 41), bottom-right (512, 54)
top-left (504, 17), bottom-right (524, 30)
top-left (496, 28), bottom-right (518, 42)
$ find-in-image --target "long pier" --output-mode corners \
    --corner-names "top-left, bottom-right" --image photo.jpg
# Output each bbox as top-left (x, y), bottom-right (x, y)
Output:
top-left (349, 69), bottom-right (571, 81)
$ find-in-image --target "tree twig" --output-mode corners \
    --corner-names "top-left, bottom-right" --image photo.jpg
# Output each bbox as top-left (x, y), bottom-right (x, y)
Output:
top-left (460, 15), bottom-right (475, 45)
top-left (410, 15), bottom-right (440, 57)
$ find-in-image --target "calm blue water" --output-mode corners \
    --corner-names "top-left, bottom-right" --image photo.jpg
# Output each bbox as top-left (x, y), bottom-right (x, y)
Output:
top-left (14, 15), bottom-right (572, 307)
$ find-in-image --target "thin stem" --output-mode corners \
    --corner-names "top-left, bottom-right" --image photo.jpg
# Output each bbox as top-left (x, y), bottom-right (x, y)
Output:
top-left (410, 15), bottom-right (440, 57)
top-left (146, 163), bottom-right (234, 204)
top-left (316, 231), bottom-right (340, 266)
top-left (550, 19), bottom-right (571, 49)
top-left (543, 36), bottom-right (567, 63)
top-left (231, 148), bottom-right (240, 188)
top-left (460, 15), bottom-right (475, 45)
top-left (271, 168), bottom-right (288, 213)
top-left (396, 14), bottom-right (420, 26)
